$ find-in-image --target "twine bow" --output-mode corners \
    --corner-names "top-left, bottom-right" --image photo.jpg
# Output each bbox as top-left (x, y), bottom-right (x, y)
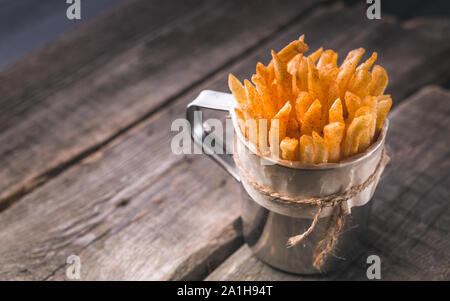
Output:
top-left (234, 148), bottom-right (389, 270)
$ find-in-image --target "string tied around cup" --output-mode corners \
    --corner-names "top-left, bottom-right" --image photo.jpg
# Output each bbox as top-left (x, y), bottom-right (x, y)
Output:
top-left (233, 147), bottom-right (389, 270)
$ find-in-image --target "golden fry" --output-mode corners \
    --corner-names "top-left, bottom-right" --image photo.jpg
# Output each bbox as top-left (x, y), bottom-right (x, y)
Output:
top-left (308, 47), bottom-right (323, 63)
top-left (312, 131), bottom-right (328, 163)
top-left (324, 122), bottom-right (345, 163)
top-left (354, 108), bottom-right (375, 153)
top-left (278, 40), bottom-right (309, 63)
top-left (376, 97), bottom-right (392, 134)
top-left (329, 98), bottom-right (344, 124)
top-left (342, 115), bottom-right (371, 157)
top-left (287, 53), bottom-right (302, 75)
top-left (348, 68), bottom-right (372, 98)
top-left (344, 91), bottom-right (362, 123)
top-left (328, 81), bottom-right (341, 114)
top-left (252, 74), bottom-right (277, 118)
top-left (295, 56), bottom-right (308, 92)
top-left (368, 65), bottom-right (388, 96)
top-left (357, 52), bottom-right (377, 72)
top-left (301, 99), bottom-right (322, 136)
top-left (336, 48), bottom-right (365, 97)
top-left (244, 79), bottom-right (264, 118)
top-left (228, 74), bottom-right (248, 111)
top-left (272, 50), bottom-right (293, 106)
top-left (317, 49), bottom-right (338, 69)
top-left (294, 91), bottom-right (314, 123)
top-left (362, 96), bottom-right (377, 140)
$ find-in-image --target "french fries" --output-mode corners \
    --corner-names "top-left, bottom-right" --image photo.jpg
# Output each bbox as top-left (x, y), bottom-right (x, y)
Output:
top-left (312, 131), bottom-right (328, 163)
top-left (301, 99), bottom-right (322, 136)
top-left (324, 122), bottom-right (345, 163)
top-left (228, 36), bottom-right (391, 163)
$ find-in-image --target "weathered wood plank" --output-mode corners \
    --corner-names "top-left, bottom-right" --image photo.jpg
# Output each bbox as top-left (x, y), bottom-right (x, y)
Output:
top-left (0, 0), bottom-right (326, 209)
top-left (206, 86), bottom-right (450, 281)
top-left (1, 3), bottom-right (449, 280)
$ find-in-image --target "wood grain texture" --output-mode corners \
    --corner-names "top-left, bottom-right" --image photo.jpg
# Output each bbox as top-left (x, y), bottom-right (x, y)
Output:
top-left (44, 6), bottom-right (450, 280)
top-left (207, 86), bottom-right (450, 281)
top-left (0, 2), bottom-right (449, 280)
top-left (0, 0), bottom-right (326, 209)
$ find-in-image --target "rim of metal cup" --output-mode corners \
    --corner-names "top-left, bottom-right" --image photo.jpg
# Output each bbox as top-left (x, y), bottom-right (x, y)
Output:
top-left (230, 109), bottom-right (388, 170)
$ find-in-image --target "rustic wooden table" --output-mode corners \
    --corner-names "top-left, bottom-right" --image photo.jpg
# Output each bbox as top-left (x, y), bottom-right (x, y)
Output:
top-left (0, 0), bottom-right (448, 280)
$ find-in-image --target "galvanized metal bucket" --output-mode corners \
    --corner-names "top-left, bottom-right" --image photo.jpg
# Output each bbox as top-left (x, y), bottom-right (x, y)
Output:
top-left (187, 90), bottom-right (388, 274)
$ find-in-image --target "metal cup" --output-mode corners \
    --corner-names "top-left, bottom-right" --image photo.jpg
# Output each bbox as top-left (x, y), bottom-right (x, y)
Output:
top-left (187, 90), bottom-right (388, 274)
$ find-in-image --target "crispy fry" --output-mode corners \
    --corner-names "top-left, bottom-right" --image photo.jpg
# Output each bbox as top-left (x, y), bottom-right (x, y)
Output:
top-left (342, 115), bottom-right (371, 157)
top-left (228, 74), bottom-right (248, 111)
top-left (256, 62), bottom-right (270, 84)
top-left (329, 98), bottom-right (344, 124)
top-left (318, 65), bottom-right (338, 125)
top-left (244, 79), bottom-right (264, 118)
top-left (307, 57), bottom-right (326, 111)
top-left (319, 65), bottom-right (338, 85)
top-left (295, 56), bottom-right (308, 92)
top-left (336, 48), bottom-right (366, 97)
top-left (342, 48), bottom-right (366, 66)
top-left (355, 105), bottom-right (372, 118)
top-left (376, 97), bottom-right (392, 134)
top-left (300, 135), bottom-right (315, 164)
top-left (312, 131), bottom-right (328, 163)
top-left (278, 40), bottom-right (309, 63)
top-left (355, 106), bottom-right (375, 152)
top-left (308, 47), bottom-right (323, 63)
top-left (301, 99), bottom-right (322, 135)
top-left (317, 49), bottom-right (338, 69)
top-left (280, 137), bottom-right (299, 161)
top-left (294, 91), bottom-right (314, 123)
top-left (357, 52), bottom-right (377, 72)
top-left (252, 74), bottom-right (277, 118)
top-left (368, 65), bottom-right (388, 96)
top-left (287, 53), bottom-right (302, 74)
top-left (348, 68), bottom-right (372, 98)
top-left (362, 96), bottom-right (377, 140)
top-left (324, 122), bottom-right (345, 162)
top-left (344, 91), bottom-right (362, 123)
top-left (328, 81), bottom-right (341, 114)
top-left (272, 50), bottom-right (293, 107)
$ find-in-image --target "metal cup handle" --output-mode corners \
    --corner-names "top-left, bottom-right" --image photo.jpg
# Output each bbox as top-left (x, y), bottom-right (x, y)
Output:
top-left (186, 90), bottom-right (241, 182)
